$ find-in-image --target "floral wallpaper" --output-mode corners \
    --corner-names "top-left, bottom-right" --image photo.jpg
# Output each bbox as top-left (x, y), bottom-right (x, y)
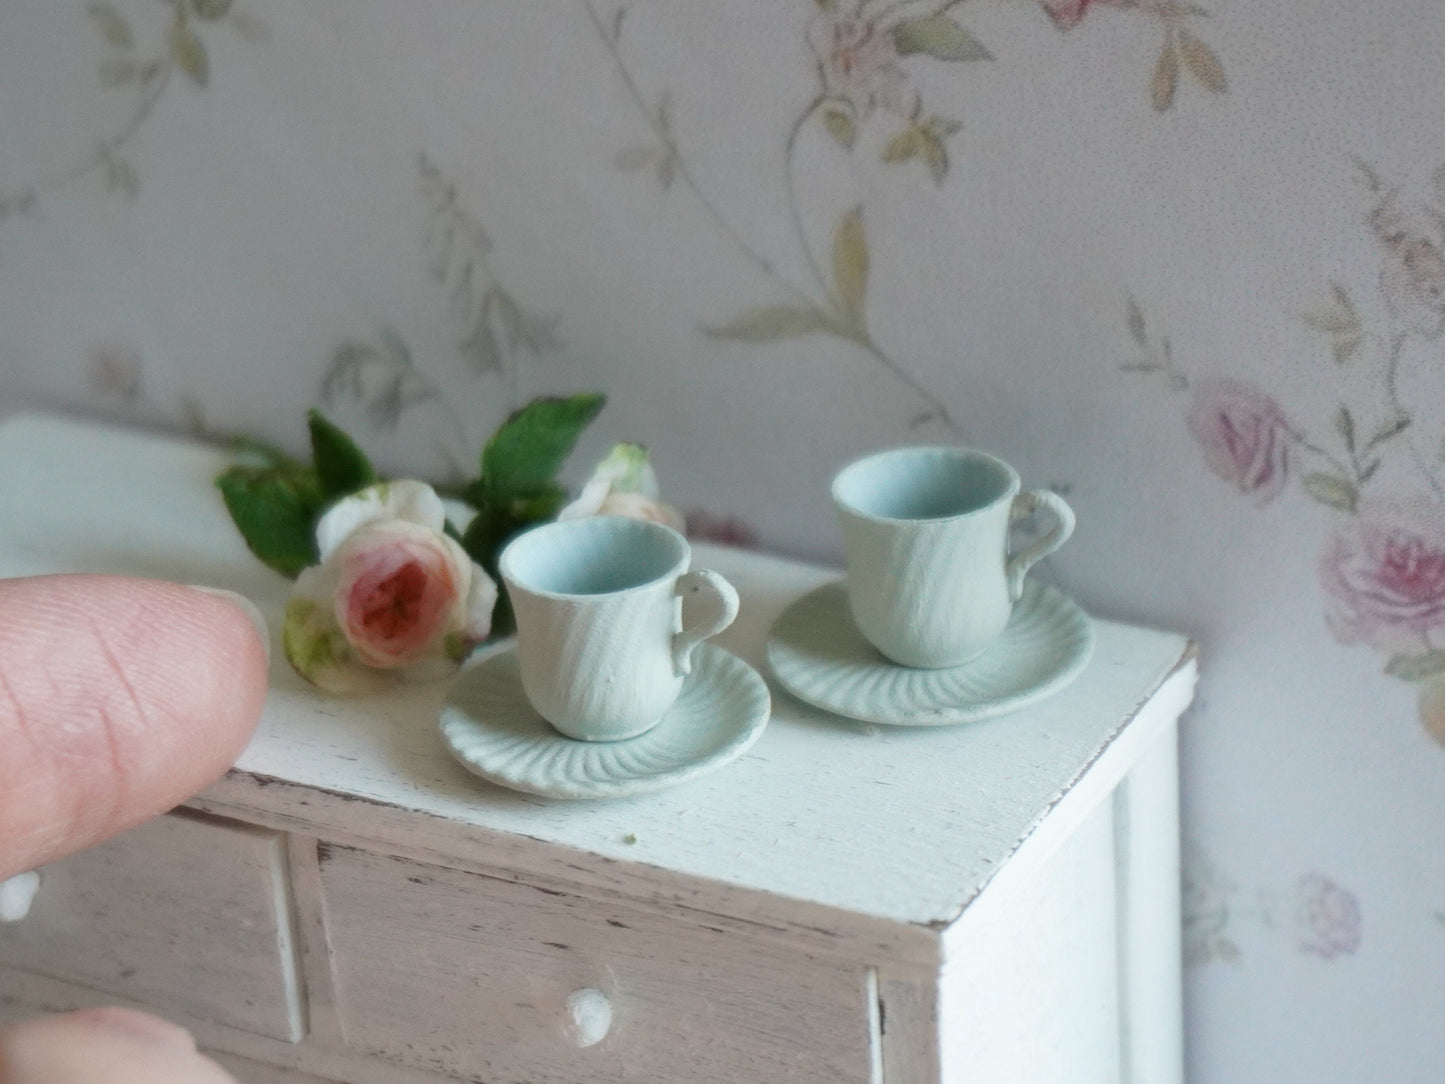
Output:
top-left (1125, 163), bottom-right (1445, 748)
top-left (1, 0), bottom-right (1444, 1080)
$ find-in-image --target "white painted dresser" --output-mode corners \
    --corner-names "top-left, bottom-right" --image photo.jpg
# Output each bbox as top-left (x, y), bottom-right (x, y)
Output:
top-left (0, 415), bottom-right (1197, 1084)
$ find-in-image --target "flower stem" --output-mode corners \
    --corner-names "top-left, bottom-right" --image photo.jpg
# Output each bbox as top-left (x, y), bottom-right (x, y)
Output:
top-left (584, 0), bottom-right (815, 310)
top-left (585, 0), bottom-right (960, 436)
top-left (783, 96), bottom-right (836, 309)
top-left (0, 61), bottom-right (174, 215)
top-left (1384, 333), bottom-right (1445, 504)
top-left (1279, 421), bottom-right (1355, 482)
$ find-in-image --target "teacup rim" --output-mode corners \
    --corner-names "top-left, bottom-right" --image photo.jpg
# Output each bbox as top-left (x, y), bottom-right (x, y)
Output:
top-left (831, 444), bottom-right (1021, 524)
top-left (500, 514), bottom-right (690, 600)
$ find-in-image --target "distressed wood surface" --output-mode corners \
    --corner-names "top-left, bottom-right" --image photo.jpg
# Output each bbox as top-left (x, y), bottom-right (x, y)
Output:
top-left (0, 810), bottom-right (303, 1041)
top-left (317, 844), bottom-right (874, 1083)
top-left (0, 414), bottom-right (1194, 946)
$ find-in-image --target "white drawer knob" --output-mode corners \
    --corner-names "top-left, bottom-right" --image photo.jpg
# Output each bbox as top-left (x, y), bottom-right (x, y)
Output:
top-left (565, 987), bottom-right (612, 1048)
top-left (0, 871), bottom-right (40, 922)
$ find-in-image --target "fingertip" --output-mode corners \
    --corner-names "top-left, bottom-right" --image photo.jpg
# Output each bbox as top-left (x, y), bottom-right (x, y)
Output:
top-left (0, 1008), bottom-right (238, 1083)
top-left (185, 586), bottom-right (272, 669)
top-left (0, 576), bottom-right (270, 877)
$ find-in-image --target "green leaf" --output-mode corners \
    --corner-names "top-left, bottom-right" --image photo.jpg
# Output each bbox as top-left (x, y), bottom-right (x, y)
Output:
top-left (169, 20), bottom-right (209, 86)
top-left (1385, 652), bottom-right (1445, 682)
top-left (104, 157), bottom-right (139, 199)
top-left (703, 305), bottom-right (839, 342)
top-left (88, 3), bottom-right (133, 48)
top-left (1302, 472), bottom-right (1357, 513)
top-left (479, 394), bottom-right (606, 500)
top-left (307, 410), bottom-right (378, 499)
top-left (1178, 30), bottom-right (1226, 93)
top-left (919, 128), bottom-right (948, 185)
top-left (191, 0), bottom-right (234, 21)
top-left (833, 206), bottom-right (868, 328)
top-left (890, 15), bottom-right (992, 62)
top-left (216, 464), bottom-right (324, 578)
top-left (822, 104), bottom-right (857, 150)
top-left (1366, 415), bottom-right (1410, 451)
top-left (460, 313), bottom-right (504, 375)
top-left (882, 128), bottom-right (922, 165)
top-left (1335, 405), bottom-right (1356, 453)
top-left (1152, 41), bottom-right (1178, 112)
top-left (1126, 297), bottom-right (1148, 346)
top-left (458, 486), bottom-right (569, 640)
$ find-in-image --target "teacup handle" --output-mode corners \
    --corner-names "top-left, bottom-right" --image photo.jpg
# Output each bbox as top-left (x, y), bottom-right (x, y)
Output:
top-left (672, 570), bottom-right (740, 676)
top-left (1005, 489), bottom-right (1076, 602)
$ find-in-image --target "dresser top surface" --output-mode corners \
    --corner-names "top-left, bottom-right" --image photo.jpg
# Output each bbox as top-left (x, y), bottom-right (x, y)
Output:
top-left (0, 413), bottom-right (1193, 931)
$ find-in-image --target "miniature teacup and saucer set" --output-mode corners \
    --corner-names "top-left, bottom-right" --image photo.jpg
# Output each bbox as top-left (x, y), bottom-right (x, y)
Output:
top-left (441, 517), bottom-right (770, 799)
top-left (441, 446), bottom-right (1095, 798)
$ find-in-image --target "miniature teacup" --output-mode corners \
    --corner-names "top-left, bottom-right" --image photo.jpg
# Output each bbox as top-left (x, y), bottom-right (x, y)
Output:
top-left (500, 516), bottom-right (739, 741)
top-left (832, 446), bottom-right (1075, 669)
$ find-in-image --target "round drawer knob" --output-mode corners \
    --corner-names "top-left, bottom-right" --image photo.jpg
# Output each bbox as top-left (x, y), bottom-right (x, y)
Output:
top-left (564, 987), bottom-right (612, 1048)
top-left (0, 871), bottom-right (40, 922)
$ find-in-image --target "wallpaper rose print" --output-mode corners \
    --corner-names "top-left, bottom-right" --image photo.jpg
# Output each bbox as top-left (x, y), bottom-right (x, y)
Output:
top-left (1183, 847), bottom-right (1362, 967)
top-left (593, 0), bottom-right (1225, 435)
top-left (1126, 163), bottom-right (1445, 747)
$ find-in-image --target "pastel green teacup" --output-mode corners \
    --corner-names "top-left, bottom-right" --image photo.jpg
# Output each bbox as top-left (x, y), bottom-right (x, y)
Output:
top-left (500, 516), bottom-right (739, 741)
top-left (832, 446), bottom-right (1075, 669)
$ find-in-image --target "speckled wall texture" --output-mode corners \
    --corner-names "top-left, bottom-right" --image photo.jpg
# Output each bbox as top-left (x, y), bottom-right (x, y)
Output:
top-left (2, 2), bottom-right (1443, 1079)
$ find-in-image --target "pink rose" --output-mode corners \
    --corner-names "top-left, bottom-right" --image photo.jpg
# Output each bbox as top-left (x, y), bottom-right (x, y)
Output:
top-left (284, 481), bottom-right (497, 693)
top-left (1186, 379), bottom-right (1290, 503)
top-left (1293, 873), bottom-right (1361, 960)
top-left (558, 443), bottom-right (685, 532)
top-left (1318, 499), bottom-right (1445, 658)
top-left (1042, 0), bottom-right (1128, 31)
top-left (807, 11), bottom-right (917, 116)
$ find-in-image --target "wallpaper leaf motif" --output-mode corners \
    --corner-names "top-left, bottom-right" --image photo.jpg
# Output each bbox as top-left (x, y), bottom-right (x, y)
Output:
top-left (1124, 162), bottom-right (1445, 747)
top-left (417, 155), bottom-right (561, 403)
top-left (594, 0), bottom-right (1227, 435)
top-left (0, 0), bottom-right (266, 226)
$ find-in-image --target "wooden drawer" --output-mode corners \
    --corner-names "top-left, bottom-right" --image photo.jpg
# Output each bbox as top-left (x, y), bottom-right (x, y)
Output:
top-left (0, 810), bottom-right (303, 1042)
top-left (317, 844), bottom-right (875, 1084)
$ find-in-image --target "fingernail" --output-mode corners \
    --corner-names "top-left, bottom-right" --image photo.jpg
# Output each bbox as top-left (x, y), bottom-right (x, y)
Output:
top-left (65, 1006), bottom-right (198, 1052)
top-left (187, 586), bottom-right (271, 667)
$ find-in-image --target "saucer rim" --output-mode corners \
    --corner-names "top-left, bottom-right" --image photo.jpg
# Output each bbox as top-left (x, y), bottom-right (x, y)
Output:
top-left (765, 579), bottom-right (1095, 727)
top-left (440, 642), bottom-right (771, 799)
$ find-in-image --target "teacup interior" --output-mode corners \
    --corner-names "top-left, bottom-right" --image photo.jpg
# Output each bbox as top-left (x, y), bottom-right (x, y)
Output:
top-left (835, 448), bottom-right (1013, 520)
top-left (503, 516), bottom-right (685, 595)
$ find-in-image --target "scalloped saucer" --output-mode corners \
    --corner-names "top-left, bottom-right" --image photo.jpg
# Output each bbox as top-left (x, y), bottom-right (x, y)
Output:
top-left (766, 579), bottom-right (1094, 726)
top-left (440, 643), bottom-right (771, 799)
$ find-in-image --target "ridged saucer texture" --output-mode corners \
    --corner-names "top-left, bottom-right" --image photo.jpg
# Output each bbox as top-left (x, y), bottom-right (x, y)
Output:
top-left (440, 643), bottom-right (771, 799)
top-left (766, 579), bottom-right (1094, 726)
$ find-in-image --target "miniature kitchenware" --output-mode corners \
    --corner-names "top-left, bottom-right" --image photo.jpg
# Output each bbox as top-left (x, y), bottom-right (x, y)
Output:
top-left (1, 2), bottom-right (1441, 1082)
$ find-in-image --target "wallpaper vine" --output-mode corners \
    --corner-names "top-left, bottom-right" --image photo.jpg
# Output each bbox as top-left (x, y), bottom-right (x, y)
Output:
top-left (0, 0), bottom-right (266, 228)
top-left (321, 155), bottom-right (563, 479)
top-left (1126, 162), bottom-right (1445, 748)
top-left (595, 0), bottom-right (1226, 435)
top-left (4, 0), bottom-right (1444, 1074)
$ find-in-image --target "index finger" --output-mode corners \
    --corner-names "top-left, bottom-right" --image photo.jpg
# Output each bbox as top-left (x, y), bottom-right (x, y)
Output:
top-left (0, 575), bottom-right (269, 879)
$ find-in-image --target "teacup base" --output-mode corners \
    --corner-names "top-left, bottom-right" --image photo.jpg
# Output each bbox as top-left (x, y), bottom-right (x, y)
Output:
top-left (872, 641), bottom-right (993, 671)
top-left (767, 579), bottom-right (1094, 726)
top-left (548, 715), bottom-right (665, 743)
top-left (440, 643), bottom-right (772, 799)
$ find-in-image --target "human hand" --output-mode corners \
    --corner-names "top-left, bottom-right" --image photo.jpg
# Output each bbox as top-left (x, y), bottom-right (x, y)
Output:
top-left (0, 574), bottom-right (270, 1083)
